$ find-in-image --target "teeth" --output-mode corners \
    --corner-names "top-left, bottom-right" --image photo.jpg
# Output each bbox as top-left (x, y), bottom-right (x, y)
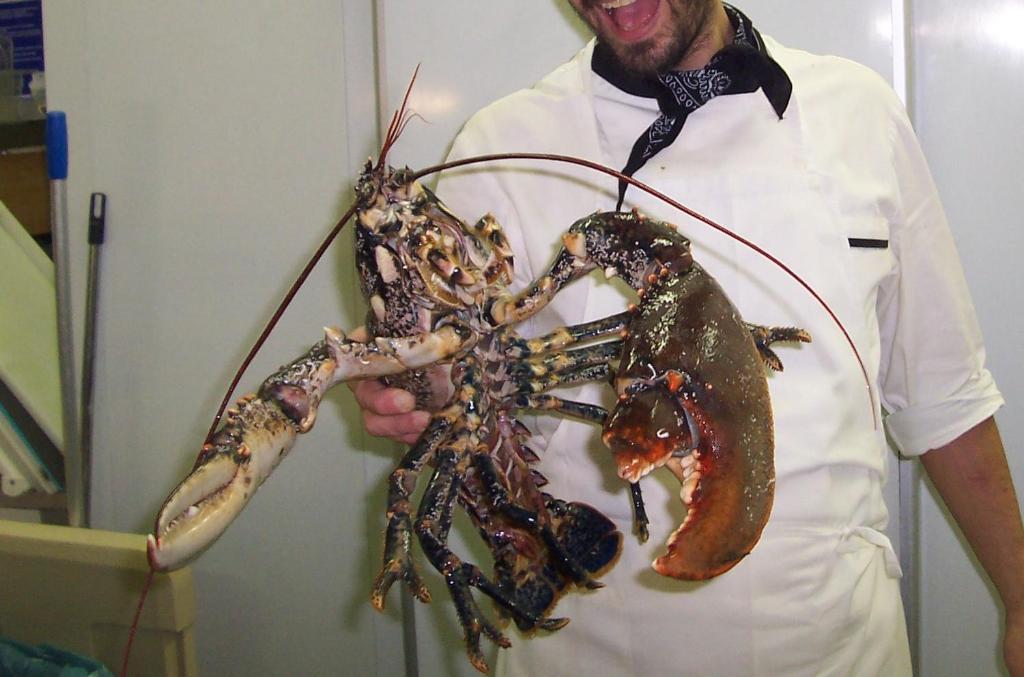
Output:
top-left (681, 475), bottom-right (700, 505)
top-left (618, 456), bottom-right (654, 483)
top-left (601, 0), bottom-right (636, 8)
top-left (667, 511), bottom-right (694, 547)
top-left (664, 453), bottom-right (698, 482)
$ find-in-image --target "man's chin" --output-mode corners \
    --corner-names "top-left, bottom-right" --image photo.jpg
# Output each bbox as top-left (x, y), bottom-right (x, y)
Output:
top-left (603, 39), bottom-right (677, 77)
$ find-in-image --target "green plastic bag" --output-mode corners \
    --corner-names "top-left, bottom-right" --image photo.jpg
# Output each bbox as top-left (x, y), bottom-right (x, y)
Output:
top-left (0, 637), bottom-right (115, 677)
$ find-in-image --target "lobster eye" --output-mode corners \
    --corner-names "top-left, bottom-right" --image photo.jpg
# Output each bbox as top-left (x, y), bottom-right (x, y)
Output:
top-left (355, 176), bottom-right (376, 205)
top-left (391, 167), bottom-right (415, 186)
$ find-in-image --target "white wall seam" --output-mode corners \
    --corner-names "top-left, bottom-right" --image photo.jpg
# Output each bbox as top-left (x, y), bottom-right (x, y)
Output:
top-left (891, 0), bottom-right (909, 106)
top-left (373, 0), bottom-right (391, 157)
top-left (892, 0), bottom-right (920, 673)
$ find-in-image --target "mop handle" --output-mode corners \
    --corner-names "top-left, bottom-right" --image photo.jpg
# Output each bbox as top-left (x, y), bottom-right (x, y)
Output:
top-left (46, 111), bottom-right (68, 180)
top-left (47, 110), bottom-right (85, 526)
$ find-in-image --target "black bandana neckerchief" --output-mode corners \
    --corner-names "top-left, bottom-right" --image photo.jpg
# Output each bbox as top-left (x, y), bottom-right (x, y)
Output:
top-left (592, 4), bottom-right (792, 209)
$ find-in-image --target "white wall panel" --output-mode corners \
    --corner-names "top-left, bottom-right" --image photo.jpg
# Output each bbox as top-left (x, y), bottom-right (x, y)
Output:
top-left (43, 2), bottom-right (402, 675)
top-left (743, 0), bottom-right (895, 82)
top-left (376, 1), bottom-right (590, 171)
top-left (911, 1), bottom-right (1024, 674)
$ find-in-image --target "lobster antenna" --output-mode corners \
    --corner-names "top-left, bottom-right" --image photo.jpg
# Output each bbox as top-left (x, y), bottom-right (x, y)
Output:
top-left (377, 64), bottom-right (421, 168)
top-left (413, 153), bottom-right (879, 428)
top-left (394, 110), bottom-right (426, 144)
top-left (202, 67), bottom-right (424, 446)
top-left (203, 202), bottom-right (359, 445)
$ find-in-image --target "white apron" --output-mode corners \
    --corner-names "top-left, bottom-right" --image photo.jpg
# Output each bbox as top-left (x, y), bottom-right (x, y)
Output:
top-left (435, 35), bottom-right (1000, 677)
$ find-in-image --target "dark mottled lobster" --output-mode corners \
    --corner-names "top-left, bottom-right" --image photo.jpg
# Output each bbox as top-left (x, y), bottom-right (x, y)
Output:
top-left (136, 88), bottom-right (876, 675)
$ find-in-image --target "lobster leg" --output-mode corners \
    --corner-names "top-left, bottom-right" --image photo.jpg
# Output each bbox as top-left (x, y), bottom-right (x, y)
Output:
top-left (514, 394), bottom-right (609, 424)
top-left (513, 363), bottom-right (614, 395)
top-left (415, 444), bottom-right (568, 674)
top-left (372, 353), bottom-right (572, 672)
top-left (472, 453), bottom-right (603, 590)
top-left (502, 312), bottom-right (631, 357)
top-left (513, 394), bottom-right (649, 543)
top-left (746, 323), bottom-right (812, 371)
top-left (629, 483), bottom-right (650, 543)
top-left (509, 340), bottom-right (622, 380)
top-left (506, 334), bottom-right (625, 402)
top-left (371, 409), bottom-right (458, 610)
top-left (415, 446), bottom-right (508, 674)
top-left (373, 354), bottom-right (496, 608)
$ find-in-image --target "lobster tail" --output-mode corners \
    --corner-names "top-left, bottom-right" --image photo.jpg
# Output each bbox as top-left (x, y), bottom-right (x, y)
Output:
top-left (494, 498), bottom-right (621, 631)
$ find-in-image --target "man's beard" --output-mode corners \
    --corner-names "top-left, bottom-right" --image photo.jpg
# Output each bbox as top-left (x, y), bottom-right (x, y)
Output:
top-left (576, 0), bottom-right (717, 76)
top-left (613, 32), bottom-right (695, 75)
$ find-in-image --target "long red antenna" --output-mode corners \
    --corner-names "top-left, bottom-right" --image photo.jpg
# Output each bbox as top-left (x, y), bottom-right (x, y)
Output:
top-left (120, 568), bottom-right (155, 677)
top-left (201, 66), bottom-right (426, 445)
top-left (413, 154), bottom-right (878, 427)
top-left (202, 201), bottom-right (359, 446)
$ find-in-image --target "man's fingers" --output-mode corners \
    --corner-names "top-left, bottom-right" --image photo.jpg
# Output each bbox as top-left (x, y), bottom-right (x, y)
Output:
top-left (342, 328), bottom-right (440, 445)
top-left (363, 409), bottom-right (431, 442)
top-left (347, 378), bottom-right (430, 443)
top-left (350, 379), bottom-right (416, 415)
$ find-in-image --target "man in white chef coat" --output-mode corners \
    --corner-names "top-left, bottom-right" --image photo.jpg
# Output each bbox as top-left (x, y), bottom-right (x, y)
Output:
top-left (353, 1), bottom-right (1024, 674)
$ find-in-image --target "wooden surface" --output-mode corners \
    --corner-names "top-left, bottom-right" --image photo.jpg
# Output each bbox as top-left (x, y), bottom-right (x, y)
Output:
top-left (0, 148), bottom-right (49, 236)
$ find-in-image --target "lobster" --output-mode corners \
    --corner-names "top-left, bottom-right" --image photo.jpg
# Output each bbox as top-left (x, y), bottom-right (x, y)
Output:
top-left (142, 98), bottom-right (828, 673)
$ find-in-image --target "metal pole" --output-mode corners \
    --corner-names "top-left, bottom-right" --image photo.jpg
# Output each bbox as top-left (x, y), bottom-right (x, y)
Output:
top-left (79, 192), bottom-right (106, 528)
top-left (47, 111), bottom-right (85, 527)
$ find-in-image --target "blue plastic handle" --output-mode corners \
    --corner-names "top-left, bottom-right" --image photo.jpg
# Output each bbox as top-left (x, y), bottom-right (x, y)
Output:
top-left (46, 111), bottom-right (69, 180)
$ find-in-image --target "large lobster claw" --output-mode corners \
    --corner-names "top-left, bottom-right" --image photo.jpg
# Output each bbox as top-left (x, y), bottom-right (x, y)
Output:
top-left (602, 266), bottom-right (796, 580)
top-left (148, 332), bottom-right (355, 571)
top-left (147, 323), bottom-right (477, 572)
top-left (148, 396), bottom-right (300, 571)
top-left (604, 374), bottom-right (775, 580)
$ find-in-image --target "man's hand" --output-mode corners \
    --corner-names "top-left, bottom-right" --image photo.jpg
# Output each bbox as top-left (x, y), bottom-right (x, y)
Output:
top-left (344, 325), bottom-right (443, 445)
top-left (349, 379), bottom-right (430, 445)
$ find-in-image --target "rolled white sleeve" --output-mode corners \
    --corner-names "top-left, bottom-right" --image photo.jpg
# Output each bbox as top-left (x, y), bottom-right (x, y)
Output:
top-left (877, 104), bottom-right (1004, 456)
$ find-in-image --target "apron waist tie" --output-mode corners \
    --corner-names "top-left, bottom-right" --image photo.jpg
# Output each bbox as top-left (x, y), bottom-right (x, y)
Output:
top-left (838, 525), bottom-right (904, 579)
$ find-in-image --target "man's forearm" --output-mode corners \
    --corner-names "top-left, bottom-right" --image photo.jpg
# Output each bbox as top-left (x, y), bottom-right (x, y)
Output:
top-left (919, 416), bottom-right (1024, 612)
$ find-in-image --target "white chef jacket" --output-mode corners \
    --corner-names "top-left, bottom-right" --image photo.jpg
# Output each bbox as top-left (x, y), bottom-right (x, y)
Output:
top-left (435, 36), bottom-right (1003, 676)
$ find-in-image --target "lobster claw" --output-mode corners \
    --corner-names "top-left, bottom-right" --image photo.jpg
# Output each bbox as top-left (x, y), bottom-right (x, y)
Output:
top-left (605, 359), bottom-right (775, 581)
top-left (148, 397), bottom-right (299, 572)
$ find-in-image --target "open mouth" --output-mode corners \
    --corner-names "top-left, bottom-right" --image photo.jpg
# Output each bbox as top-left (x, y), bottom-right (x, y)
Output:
top-left (598, 0), bottom-right (661, 39)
